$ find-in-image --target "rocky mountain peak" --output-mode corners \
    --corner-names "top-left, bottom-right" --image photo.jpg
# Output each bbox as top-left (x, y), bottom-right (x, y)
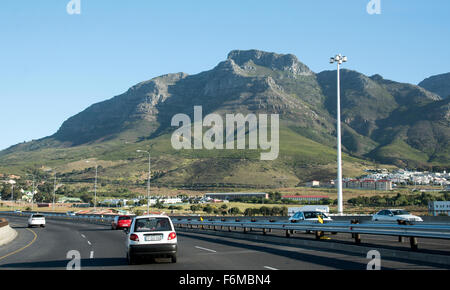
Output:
top-left (227, 49), bottom-right (313, 76)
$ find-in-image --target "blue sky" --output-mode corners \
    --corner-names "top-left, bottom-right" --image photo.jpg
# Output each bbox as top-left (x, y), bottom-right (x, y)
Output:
top-left (0, 0), bottom-right (449, 150)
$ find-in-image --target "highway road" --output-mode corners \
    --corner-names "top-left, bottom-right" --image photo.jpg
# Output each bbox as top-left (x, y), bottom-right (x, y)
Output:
top-left (0, 215), bottom-right (449, 270)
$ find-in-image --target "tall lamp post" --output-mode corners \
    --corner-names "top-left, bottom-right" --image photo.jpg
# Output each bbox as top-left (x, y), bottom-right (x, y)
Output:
top-left (9, 181), bottom-right (15, 211)
top-left (85, 161), bottom-right (98, 211)
top-left (330, 54), bottom-right (348, 215)
top-left (137, 150), bottom-right (151, 215)
top-left (26, 174), bottom-right (35, 212)
top-left (52, 172), bottom-right (57, 212)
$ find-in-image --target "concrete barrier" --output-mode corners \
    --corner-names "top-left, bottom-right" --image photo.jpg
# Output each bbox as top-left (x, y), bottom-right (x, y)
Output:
top-left (0, 219), bottom-right (17, 246)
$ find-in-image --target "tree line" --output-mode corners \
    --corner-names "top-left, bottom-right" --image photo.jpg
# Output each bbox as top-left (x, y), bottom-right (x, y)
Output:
top-left (189, 204), bottom-right (288, 216)
top-left (348, 192), bottom-right (450, 207)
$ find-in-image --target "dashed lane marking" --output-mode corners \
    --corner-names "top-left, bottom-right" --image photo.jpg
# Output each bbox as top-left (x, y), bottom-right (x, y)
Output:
top-left (195, 246), bottom-right (217, 253)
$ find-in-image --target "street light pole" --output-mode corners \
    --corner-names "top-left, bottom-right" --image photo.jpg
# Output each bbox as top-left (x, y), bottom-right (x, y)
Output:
top-left (94, 165), bottom-right (98, 211)
top-left (11, 183), bottom-right (14, 211)
top-left (26, 174), bottom-right (35, 212)
top-left (53, 172), bottom-right (57, 212)
top-left (137, 150), bottom-right (151, 215)
top-left (86, 161), bottom-right (98, 211)
top-left (330, 54), bottom-right (348, 215)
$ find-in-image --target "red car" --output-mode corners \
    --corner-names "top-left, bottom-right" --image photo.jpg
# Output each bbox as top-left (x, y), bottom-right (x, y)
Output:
top-left (111, 215), bottom-right (132, 230)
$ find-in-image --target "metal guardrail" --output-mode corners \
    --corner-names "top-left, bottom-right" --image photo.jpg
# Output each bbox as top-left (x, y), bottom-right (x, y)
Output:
top-left (2, 211), bottom-right (450, 251)
top-left (172, 218), bottom-right (450, 250)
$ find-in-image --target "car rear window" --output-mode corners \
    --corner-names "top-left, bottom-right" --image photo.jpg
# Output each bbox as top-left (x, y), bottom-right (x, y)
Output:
top-left (33, 215), bottom-right (44, 218)
top-left (119, 216), bottom-right (131, 221)
top-left (134, 218), bottom-right (172, 232)
top-left (303, 212), bottom-right (328, 219)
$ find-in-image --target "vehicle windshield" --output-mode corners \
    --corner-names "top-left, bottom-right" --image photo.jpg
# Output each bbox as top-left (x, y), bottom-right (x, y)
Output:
top-left (119, 216), bottom-right (131, 221)
top-left (33, 214), bottom-right (44, 218)
top-left (303, 212), bottom-right (328, 219)
top-left (134, 218), bottom-right (172, 232)
top-left (391, 210), bottom-right (410, 216)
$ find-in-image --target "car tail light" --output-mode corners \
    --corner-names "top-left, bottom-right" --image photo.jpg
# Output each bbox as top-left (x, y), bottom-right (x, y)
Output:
top-left (168, 232), bottom-right (177, 240)
top-left (130, 234), bottom-right (139, 242)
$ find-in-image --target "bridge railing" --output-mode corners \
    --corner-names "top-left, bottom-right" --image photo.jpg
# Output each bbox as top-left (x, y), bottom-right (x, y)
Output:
top-left (172, 218), bottom-right (450, 250)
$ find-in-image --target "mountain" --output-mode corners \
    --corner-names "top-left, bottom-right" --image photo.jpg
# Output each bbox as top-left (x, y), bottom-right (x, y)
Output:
top-left (418, 72), bottom-right (450, 99)
top-left (0, 50), bottom-right (449, 189)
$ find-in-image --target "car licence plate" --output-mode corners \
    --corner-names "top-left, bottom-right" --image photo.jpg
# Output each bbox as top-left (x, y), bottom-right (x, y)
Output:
top-left (145, 234), bottom-right (163, 241)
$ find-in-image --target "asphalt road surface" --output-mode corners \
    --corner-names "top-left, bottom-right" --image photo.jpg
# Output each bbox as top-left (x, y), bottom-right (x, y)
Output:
top-left (0, 215), bottom-right (449, 270)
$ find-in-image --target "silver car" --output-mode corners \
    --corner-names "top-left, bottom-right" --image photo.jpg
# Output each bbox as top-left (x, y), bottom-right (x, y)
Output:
top-left (372, 209), bottom-right (423, 222)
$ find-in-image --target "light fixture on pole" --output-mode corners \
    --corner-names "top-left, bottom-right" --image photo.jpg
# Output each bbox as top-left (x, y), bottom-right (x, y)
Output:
top-left (137, 150), bottom-right (151, 215)
top-left (329, 54), bottom-right (347, 215)
top-left (85, 160), bottom-right (98, 211)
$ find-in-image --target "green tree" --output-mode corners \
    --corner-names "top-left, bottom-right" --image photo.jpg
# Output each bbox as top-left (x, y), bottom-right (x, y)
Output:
top-left (190, 204), bottom-right (201, 213)
top-left (203, 205), bottom-right (213, 214)
top-left (259, 206), bottom-right (271, 216)
top-left (228, 207), bottom-right (241, 215)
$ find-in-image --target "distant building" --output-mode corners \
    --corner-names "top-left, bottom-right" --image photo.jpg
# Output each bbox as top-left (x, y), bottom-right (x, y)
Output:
top-left (428, 201), bottom-right (450, 216)
top-left (360, 180), bottom-right (376, 190)
top-left (58, 197), bottom-right (83, 203)
top-left (204, 192), bottom-right (268, 201)
top-left (305, 180), bottom-right (320, 188)
top-left (376, 180), bottom-right (393, 191)
top-left (345, 180), bottom-right (360, 189)
top-left (342, 179), bottom-right (392, 191)
top-left (162, 197), bottom-right (183, 204)
top-left (282, 195), bottom-right (329, 202)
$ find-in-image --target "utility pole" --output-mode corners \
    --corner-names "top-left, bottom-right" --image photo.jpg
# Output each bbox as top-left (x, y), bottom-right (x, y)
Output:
top-left (137, 150), bottom-right (151, 215)
top-left (330, 54), bottom-right (348, 215)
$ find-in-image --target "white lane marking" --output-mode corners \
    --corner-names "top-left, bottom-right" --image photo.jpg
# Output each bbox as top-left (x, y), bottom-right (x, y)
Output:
top-left (90, 251), bottom-right (94, 259)
top-left (87, 240), bottom-right (92, 245)
top-left (81, 234), bottom-right (86, 238)
top-left (264, 266), bottom-right (278, 270)
top-left (195, 246), bottom-right (217, 253)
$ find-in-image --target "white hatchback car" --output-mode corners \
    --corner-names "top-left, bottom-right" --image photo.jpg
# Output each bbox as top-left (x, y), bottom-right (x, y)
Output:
top-left (126, 215), bottom-right (177, 264)
top-left (372, 209), bottom-right (423, 222)
top-left (28, 214), bottom-right (46, 228)
top-left (289, 211), bottom-right (333, 223)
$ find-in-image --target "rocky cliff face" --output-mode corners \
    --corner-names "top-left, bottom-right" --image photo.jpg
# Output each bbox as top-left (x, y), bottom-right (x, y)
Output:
top-left (419, 72), bottom-right (450, 99)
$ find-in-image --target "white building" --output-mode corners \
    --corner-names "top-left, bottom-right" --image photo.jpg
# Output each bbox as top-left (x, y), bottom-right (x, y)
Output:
top-left (428, 201), bottom-right (450, 216)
